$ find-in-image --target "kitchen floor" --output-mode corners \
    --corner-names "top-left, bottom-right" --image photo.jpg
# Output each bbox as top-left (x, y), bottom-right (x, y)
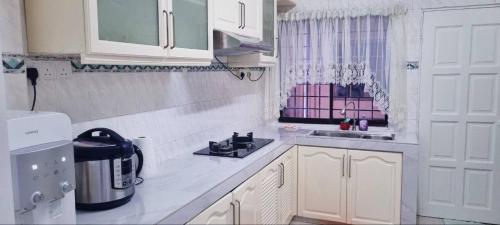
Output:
top-left (289, 216), bottom-right (487, 225)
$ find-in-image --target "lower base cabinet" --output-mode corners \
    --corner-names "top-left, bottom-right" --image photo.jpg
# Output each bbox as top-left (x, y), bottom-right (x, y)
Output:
top-left (186, 194), bottom-right (234, 225)
top-left (188, 145), bottom-right (402, 225)
top-left (187, 146), bottom-right (297, 225)
top-left (298, 146), bottom-right (402, 225)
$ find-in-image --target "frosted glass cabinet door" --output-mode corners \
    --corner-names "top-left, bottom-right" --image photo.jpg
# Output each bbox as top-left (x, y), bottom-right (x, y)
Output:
top-left (168, 0), bottom-right (213, 59)
top-left (85, 0), bottom-right (167, 57)
top-left (262, 0), bottom-right (275, 57)
top-left (97, 0), bottom-right (159, 46)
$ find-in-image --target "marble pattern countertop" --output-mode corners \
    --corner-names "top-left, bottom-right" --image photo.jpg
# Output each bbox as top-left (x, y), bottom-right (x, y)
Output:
top-left (76, 123), bottom-right (418, 225)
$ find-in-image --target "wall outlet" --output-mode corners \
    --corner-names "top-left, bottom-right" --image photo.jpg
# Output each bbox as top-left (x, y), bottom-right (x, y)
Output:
top-left (27, 61), bottom-right (72, 80)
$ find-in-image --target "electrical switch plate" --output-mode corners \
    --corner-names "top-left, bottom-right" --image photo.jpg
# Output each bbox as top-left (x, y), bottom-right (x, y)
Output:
top-left (27, 61), bottom-right (71, 80)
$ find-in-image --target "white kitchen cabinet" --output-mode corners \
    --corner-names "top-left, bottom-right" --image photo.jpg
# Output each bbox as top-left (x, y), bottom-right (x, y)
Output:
top-left (213, 0), bottom-right (262, 40)
top-left (257, 159), bottom-right (280, 224)
top-left (229, 0), bottom-right (277, 67)
top-left (347, 150), bottom-right (402, 225)
top-left (298, 146), bottom-right (348, 223)
top-left (187, 193), bottom-right (234, 225)
top-left (298, 146), bottom-right (402, 225)
top-left (233, 173), bottom-right (261, 225)
top-left (277, 146), bottom-right (297, 224)
top-left (240, 0), bottom-right (263, 39)
top-left (188, 146), bottom-right (297, 225)
top-left (25, 0), bottom-right (213, 66)
top-left (166, 0), bottom-right (214, 59)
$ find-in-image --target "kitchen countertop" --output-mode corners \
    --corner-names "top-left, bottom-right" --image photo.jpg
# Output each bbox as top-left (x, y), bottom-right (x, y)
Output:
top-left (76, 123), bottom-right (418, 224)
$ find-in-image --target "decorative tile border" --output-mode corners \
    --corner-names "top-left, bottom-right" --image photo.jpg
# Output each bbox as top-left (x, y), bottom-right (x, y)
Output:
top-left (2, 53), bottom-right (25, 74)
top-left (2, 53), bottom-right (265, 74)
top-left (2, 53), bottom-right (416, 74)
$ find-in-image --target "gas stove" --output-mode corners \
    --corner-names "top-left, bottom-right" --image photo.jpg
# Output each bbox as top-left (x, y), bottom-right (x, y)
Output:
top-left (193, 132), bottom-right (274, 158)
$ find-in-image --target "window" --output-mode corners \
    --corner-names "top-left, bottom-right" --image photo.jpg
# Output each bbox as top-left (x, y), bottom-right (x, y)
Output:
top-left (279, 84), bottom-right (388, 126)
top-left (279, 15), bottom-right (390, 126)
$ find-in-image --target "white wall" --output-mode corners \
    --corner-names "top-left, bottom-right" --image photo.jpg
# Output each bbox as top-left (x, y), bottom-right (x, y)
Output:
top-left (0, 39), bottom-right (15, 225)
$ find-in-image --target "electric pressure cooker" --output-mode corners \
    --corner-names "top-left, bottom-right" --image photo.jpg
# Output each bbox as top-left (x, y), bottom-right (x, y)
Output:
top-left (73, 128), bottom-right (143, 210)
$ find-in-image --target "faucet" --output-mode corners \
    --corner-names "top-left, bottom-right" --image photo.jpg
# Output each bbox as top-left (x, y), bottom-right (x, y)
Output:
top-left (341, 101), bottom-right (357, 131)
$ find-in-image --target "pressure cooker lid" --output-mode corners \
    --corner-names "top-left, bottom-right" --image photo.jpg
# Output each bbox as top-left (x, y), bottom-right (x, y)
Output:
top-left (74, 128), bottom-right (134, 162)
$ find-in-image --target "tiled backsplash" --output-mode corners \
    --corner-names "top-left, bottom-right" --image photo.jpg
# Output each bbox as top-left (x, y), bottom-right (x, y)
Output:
top-left (3, 56), bottom-right (269, 165)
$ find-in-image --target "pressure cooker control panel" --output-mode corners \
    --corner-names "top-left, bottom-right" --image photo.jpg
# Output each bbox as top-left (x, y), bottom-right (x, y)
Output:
top-left (111, 157), bottom-right (134, 189)
top-left (10, 141), bottom-right (75, 213)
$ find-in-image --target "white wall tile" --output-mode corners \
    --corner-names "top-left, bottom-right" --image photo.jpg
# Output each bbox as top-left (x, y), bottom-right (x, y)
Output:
top-left (4, 73), bottom-right (28, 110)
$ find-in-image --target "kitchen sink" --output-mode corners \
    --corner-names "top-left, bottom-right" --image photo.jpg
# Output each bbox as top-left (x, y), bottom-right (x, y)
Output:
top-left (309, 130), bottom-right (396, 141)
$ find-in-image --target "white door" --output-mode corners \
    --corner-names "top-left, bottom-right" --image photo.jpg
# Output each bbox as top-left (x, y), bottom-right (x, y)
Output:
top-left (347, 150), bottom-right (402, 225)
top-left (257, 161), bottom-right (280, 225)
top-left (240, 0), bottom-right (262, 39)
top-left (187, 193), bottom-right (234, 225)
top-left (84, 0), bottom-right (168, 57)
top-left (298, 146), bottom-right (347, 223)
top-left (233, 174), bottom-right (260, 225)
top-left (420, 6), bottom-right (500, 224)
top-left (213, 0), bottom-right (240, 34)
top-left (166, 0), bottom-right (213, 59)
top-left (278, 147), bottom-right (297, 224)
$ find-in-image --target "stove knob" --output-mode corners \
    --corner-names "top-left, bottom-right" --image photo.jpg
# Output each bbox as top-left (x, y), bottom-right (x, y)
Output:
top-left (60, 181), bottom-right (73, 194)
top-left (31, 191), bottom-right (45, 205)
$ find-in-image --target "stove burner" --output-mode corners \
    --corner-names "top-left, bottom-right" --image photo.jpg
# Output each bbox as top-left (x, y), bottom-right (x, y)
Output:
top-left (194, 132), bottom-right (274, 158)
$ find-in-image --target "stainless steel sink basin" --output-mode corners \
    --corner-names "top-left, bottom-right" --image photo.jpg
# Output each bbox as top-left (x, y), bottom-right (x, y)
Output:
top-left (309, 130), bottom-right (395, 141)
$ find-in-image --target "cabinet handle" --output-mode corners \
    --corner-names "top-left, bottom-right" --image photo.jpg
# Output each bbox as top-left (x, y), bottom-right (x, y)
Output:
top-left (230, 202), bottom-right (236, 224)
top-left (169, 12), bottom-right (175, 49)
top-left (238, 2), bottom-right (243, 29)
top-left (342, 154), bottom-right (345, 177)
top-left (348, 155), bottom-right (352, 178)
top-left (163, 10), bottom-right (169, 49)
top-left (235, 200), bottom-right (241, 225)
top-left (241, 2), bottom-right (247, 29)
top-left (275, 37), bottom-right (279, 58)
top-left (278, 163), bottom-right (284, 188)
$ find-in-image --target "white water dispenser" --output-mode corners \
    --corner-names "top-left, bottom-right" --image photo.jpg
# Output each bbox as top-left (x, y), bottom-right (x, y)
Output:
top-left (7, 111), bottom-right (76, 224)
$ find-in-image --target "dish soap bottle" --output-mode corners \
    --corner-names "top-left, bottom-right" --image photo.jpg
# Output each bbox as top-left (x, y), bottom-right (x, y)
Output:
top-left (359, 116), bottom-right (368, 131)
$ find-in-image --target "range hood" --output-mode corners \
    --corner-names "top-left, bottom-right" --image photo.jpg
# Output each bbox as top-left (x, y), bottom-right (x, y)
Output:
top-left (213, 30), bottom-right (273, 56)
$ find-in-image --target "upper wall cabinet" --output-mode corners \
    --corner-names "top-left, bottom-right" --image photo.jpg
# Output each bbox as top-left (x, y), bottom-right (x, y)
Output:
top-left (229, 0), bottom-right (277, 67)
top-left (25, 0), bottom-right (213, 66)
top-left (213, 0), bottom-right (263, 40)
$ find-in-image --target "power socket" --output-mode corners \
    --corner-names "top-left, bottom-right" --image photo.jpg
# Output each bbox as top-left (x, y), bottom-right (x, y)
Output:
top-left (27, 61), bottom-right (71, 80)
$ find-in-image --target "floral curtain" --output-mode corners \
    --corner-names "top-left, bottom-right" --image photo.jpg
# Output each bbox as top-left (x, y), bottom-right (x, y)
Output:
top-left (278, 4), bottom-right (408, 130)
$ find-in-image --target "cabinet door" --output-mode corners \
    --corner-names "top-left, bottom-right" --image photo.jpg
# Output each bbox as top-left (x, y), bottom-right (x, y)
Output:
top-left (213, 0), bottom-right (240, 34)
top-left (85, 0), bottom-right (168, 57)
top-left (298, 146), bottom-right (348, 223)
top-left (233, 173), bottom-right (260, 225)
top-left (258, 161), bottom-right (280, 225)
top-left (241, 0), bottom-right (263, 39)
top-left (262, 0), bottom-right (276, 58)
top-left (187, 193), bottom-right (234, 225)
top-left (278, 147), bottom-right (297, 224)
top-left (167, 0), bottom-right (213, 59)
top-left (347, 150), bottom-right (402, 224)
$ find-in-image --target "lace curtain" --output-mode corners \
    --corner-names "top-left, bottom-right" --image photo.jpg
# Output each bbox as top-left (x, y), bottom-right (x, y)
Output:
top-left (278, 4), bottom-right (408, 130)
